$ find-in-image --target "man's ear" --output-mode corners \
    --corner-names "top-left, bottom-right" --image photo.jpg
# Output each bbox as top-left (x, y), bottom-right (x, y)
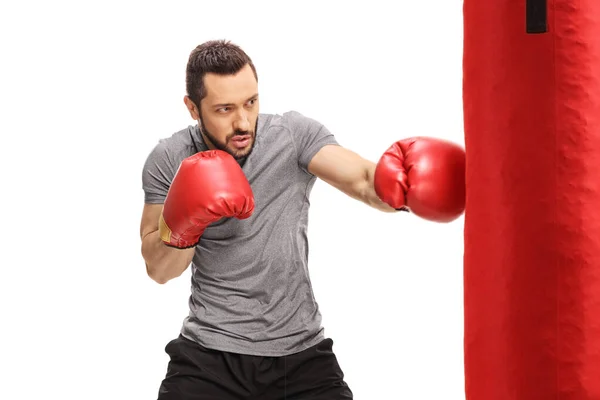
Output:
top-left (183, 96), bottom-right (200, 120)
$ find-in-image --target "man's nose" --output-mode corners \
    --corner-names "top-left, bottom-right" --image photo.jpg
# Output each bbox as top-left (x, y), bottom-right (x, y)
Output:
top-left (234, 112), bottom-right (250, 132)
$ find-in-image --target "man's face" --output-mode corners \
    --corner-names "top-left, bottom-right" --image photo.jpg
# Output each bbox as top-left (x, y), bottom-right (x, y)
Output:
top-left (189, 64), bottom-right (259, 160)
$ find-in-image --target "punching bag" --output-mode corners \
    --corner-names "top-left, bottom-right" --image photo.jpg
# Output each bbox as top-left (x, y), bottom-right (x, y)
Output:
top-left (463, 1), bottom-right (600, 399)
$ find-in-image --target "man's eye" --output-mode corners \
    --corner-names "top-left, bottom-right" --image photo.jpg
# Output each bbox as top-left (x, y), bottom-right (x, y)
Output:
top-left (217, 107), bottom-right (230, 113)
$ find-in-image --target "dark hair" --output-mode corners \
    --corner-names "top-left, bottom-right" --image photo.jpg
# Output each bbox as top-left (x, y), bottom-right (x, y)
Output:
top-left (185, 39), bottom-right (258, 107)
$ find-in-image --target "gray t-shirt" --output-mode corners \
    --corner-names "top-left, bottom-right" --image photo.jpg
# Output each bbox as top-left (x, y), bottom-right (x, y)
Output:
top-left (142, 111), bottom-right (339, 356)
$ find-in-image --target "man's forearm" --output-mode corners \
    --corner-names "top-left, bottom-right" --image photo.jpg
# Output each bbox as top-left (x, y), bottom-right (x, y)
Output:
top-left (362, 163), bottom-right (397, 213)
top-left (141, 231), bottom-right (196, 284)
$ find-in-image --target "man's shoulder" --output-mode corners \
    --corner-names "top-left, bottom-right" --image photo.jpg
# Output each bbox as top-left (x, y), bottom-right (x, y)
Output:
top-left (263, 110), bottom-right (311, 122)
top-left (150, 124), bottom-right (204, 157)
top-left (157, 125), bottom-right (201, 148)
top-left (144, 124), bottom-right (204, 170)
top-left (259, 110), bottom-right (319, 133)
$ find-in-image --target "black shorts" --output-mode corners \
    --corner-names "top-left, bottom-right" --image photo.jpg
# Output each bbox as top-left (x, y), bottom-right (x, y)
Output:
top-left (156, 335), bottom-right (353, 400)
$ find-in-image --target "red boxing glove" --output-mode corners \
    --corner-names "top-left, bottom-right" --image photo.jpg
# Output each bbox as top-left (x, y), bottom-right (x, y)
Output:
top-left (374, 137), bottom-right (466, 223)
top-left (159, 150), bottom-right (255, 248)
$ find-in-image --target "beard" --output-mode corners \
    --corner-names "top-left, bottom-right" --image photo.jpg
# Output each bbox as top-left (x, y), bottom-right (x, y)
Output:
top-left (199, 117), bottom-right (256, 162)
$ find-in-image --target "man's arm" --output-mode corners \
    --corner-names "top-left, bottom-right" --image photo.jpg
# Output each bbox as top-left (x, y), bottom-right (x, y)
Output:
top-left (140, 203), bottom-right (195, 284)
top-left (307, 144), bottom-right (396, 213)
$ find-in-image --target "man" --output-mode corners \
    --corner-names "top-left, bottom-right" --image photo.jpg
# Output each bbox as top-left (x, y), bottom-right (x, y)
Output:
top-left (140, 40), bottom-right (465, 399)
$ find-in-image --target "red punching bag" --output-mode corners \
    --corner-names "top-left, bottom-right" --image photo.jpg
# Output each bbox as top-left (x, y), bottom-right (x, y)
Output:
top-left (463, 1), bottom-right (600, 398)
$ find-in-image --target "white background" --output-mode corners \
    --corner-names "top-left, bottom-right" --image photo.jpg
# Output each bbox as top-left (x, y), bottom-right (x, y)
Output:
top-left (1, 1), bottom-right (466, 399)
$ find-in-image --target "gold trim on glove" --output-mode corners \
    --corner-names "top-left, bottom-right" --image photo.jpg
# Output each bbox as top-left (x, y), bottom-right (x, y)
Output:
top-left (158, 213), bottom-right (172, 243)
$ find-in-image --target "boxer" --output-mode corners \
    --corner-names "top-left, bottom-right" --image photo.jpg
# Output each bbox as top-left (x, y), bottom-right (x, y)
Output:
top-left (140, 39), bottom-right (465, 400)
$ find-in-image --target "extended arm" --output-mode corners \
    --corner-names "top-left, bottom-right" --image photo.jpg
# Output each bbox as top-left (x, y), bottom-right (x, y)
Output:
top-left (308, 137), bottom-right (467, 223)
top-left (307, 144), bottom-right (396, 213)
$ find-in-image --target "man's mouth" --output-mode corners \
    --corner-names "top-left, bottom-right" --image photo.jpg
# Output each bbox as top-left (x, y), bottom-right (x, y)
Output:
top-left (230, 135), bottom-right (251, 149)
